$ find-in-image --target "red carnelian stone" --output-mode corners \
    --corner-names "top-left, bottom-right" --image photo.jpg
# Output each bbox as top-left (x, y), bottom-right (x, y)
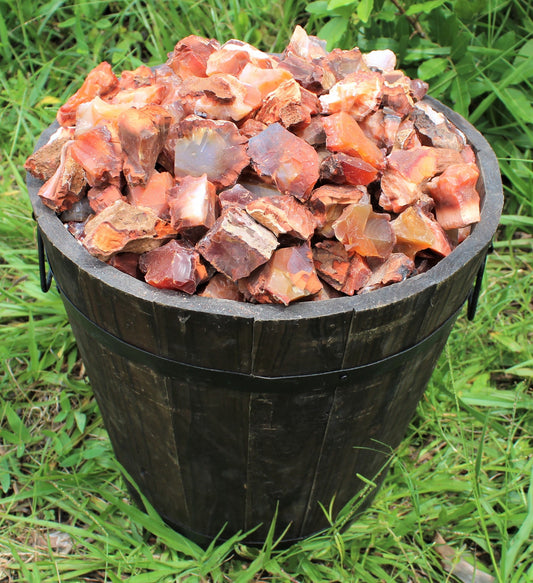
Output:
top-left (333, 201), bottom-right (395, 260)
top-left (426, 163), bottom-right (481, 230)
top-left (246, 195), bottom-right (317, 239)
top-left (312, 240), bottom-right (371, 295)
top-left (168, 174), bottom-right (217, 237)
top-left (140, 239), bottom-right (209, 294)
top-left (199, 273), bottom-right (244, 301)
top-left (246, 243), bottom-right (322, 305)
top-left (361, 253), bottom-right (415, 293)
top-left (70, 126), bottom-right (122, 187)
top-left (88, 185), bottom-right (126, 213)
top-left (196, 207), bottom-right (278, 281)
top-left (247, 122), bottom-right (320, 201)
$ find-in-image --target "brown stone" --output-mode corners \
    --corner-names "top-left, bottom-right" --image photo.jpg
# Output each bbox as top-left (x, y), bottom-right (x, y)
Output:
top-left (313, 240), bottom-right (371, 295)
top-left (81, 200), bottom-right (175, 261)
top-left (24, 127), bottom-right (74, 182)
top-left (196, 207), bottom-right (278, 281)
top-left (37, 141), bottom-right (87, 212)
top-left (246, 195), bottom-right (317, 240)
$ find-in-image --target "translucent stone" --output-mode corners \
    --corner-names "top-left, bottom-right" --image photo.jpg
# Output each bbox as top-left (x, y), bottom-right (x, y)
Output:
top-left (57, 62), bottom-right (118, 127)
top-left (391, 205), bottom-right (452, 259)
top-left (88, 184), bottom-right (126, 214)
top-left (108, 252), bottom-right (141, 279)
top-left (140, 239), bottom-right (208, 294)
top-left (247, 122), bottom-right (320, 201)
top-left (426, 163), bottom-right (481, 230)
top-left (320, 152), bottom-right (378, 186)
top-left (168, 174), bottom-right (217, 238)
top-left (199, 273), bottom-right (244, 301)
top-left (333, 201), bottom-right (395, 260)
top-left (245, 243), bottom-right (322, 305)
top-left (172, 116), bottom-right (249, 189)
top-left (118, 105), bottom-right (172, 186)
top-left (128, 171), bottom-right (174, 219)
top-left (37, 141), bottom-right (87, 212)
top-left (322, 111), bottom-right (385, 170)
top-left (361, 253), bottom-right (415, 293)
top-left (284, 25), bottom-right (328, 61)
top-left (166, 35), bottom-right (220, 78)
top-left (70, 125), bottom-right (122, 187)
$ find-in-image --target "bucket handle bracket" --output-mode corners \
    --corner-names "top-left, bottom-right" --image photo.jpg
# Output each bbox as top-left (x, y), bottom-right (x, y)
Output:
top-left (36, 225), bottom-right (53, 293)
top-left (467, 242), bottom-right (493, 321)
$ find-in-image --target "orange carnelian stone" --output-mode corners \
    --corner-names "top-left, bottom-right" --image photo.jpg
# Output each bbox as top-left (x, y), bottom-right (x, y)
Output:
top-left (322, 111), bottom-right (385, 170)
top-left (391, 205), bottom-right (452, 259)
top-left (128, 171), bottom-right (174, 219)
top-left (333, 201), bottom-right (395, 260)
top-left (247, 122), bottom-right (320, 201)
top-left (57, 62), bottom-right (119, 127)
top-left (140, 239), bottom-right (209, 294)
top-left (246, 243), bottom-right (322, 305)
top-left (426, 163), bottom-right (481, 230)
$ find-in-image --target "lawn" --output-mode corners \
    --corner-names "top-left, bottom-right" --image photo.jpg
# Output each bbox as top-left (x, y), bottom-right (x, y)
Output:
top-left (0, 0), bottom-right (532, 581)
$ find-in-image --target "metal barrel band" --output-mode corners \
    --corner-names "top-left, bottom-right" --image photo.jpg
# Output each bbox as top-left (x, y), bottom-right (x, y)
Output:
top-left (59, 286), bottom-right (463, 394)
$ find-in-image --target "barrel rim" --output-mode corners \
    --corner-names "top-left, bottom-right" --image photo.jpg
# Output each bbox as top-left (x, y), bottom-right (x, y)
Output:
top-left (27, 97), bottom-right (503, 322)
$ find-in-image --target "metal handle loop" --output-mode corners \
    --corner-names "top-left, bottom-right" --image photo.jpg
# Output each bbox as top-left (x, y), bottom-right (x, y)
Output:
top-left (37, 227), bottom-right (53, 293)
top-left (467, 242), bottom-right (493, 321)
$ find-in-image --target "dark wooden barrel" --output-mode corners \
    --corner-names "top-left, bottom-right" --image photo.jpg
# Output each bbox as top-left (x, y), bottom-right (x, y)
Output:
top-left (27, 98), bottom-right (503, 545)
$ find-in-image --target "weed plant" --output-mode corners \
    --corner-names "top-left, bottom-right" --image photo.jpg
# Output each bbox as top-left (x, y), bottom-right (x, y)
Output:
top-left (0, 0), bottom-right (531, 581)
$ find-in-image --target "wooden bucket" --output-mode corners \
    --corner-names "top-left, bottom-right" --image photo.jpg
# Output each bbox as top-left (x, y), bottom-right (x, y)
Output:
top-left (27, 98), bottom-right (503, 545)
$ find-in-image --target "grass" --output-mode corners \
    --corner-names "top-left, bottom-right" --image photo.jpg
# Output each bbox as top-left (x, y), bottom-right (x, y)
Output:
top-left (1, 0), bottom-right (532, 581)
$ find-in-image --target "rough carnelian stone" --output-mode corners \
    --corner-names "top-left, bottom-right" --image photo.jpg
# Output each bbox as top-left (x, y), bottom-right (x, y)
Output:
top-left (426, 163), bottom-right (481, 230)
top-left (247, 122), bottom-right (320, 201)
top-left (322, 111), bottom-right (385, 170)
top-left (246, 243), bottom-right (322, 305)
top-left (139, 239), bottom-right (208, 294)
